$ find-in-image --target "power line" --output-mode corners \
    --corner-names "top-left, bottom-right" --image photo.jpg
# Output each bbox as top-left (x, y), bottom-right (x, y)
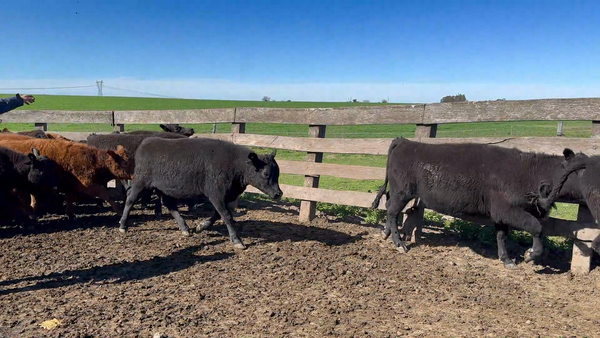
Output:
top-left (103, 85), bottom-right (179, 99)
top-left (0, 85), bottom-right (95, 90)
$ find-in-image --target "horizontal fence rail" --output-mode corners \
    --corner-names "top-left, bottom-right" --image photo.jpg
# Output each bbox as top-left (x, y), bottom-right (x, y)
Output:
top-left (2, 97), bottom-right (600, 125)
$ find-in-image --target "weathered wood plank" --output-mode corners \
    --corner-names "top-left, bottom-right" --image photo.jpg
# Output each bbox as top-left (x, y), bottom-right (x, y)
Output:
top-left (245, 184), bottom-right (387, 210)
top-left (192, 133), bottom-right (393, 155)
top-left (235, 105), bottom-right (425, 125)
top-left (194, 134), bottom-right (600, 156)
top-left (113, 109), bottom-right (235, 124)
top-left (0, 110), bottom-right (113, 124)
top-left (277, 160), bottom-right (385, 180)
top-left (424, 98), bottom-right (600, 124)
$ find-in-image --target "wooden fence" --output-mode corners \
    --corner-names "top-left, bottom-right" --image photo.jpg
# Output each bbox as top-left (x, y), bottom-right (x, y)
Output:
top-left (3, 97), bottom-right (600, 274)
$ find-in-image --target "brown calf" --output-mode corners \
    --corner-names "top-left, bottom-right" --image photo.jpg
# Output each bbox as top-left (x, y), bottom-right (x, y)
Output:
top-left (0, 135), bottom-right (133, 218)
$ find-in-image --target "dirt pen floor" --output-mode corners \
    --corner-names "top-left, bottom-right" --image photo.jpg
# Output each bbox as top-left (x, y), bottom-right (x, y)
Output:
top-left (1, 198), bottom-right (599, 338)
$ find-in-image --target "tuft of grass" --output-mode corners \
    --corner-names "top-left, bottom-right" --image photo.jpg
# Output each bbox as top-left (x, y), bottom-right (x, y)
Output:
top-left (424, 210), bottom-right (573, 251)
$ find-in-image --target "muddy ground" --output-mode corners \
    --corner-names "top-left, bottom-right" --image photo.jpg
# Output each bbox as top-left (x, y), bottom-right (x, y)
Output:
top-left (0, 198), bottom-right (599, 338)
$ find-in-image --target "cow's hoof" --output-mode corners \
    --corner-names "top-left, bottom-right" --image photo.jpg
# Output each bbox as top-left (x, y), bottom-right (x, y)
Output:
top-left (182, 231), bottom-right (191, 237)
top-left (523, 248), bottom-right (540, 263)
top-left (380, 230), bottom-right (390, 240)
top-left (119, 227), bottom-right (127, 233)
top-left (234, 243), bottom-right (247, 250)
top-left (196, 221), bottom-right (212, 232)
top-left (503, 261), bottom-right (518, 270)
top-left (395, 245), bottom-right (407, 254)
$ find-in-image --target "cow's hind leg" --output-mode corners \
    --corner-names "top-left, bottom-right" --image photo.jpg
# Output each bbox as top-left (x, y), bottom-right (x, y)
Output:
top-left (491, 204), bottom-right (544, 265)
top-left (495, 223), bottom-right (517, 269)
top-left (118, 183), bottom-right (145, 232)
top-left (197, 210), bottom-right (220, 232)
top-left (161, 195), bottom-right (191, 237)
top-left (383, 193), bottom-right (413, 253)
top-left (208, 197), bottom-right (245, 250)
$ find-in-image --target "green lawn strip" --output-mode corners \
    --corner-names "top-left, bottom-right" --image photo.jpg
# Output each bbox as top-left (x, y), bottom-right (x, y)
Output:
top-left (0, 94), bottom-right (393, 110)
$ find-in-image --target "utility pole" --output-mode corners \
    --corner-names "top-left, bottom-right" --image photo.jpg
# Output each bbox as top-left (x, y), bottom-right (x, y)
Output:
top-left (96, 80), bottom-right (103, 96)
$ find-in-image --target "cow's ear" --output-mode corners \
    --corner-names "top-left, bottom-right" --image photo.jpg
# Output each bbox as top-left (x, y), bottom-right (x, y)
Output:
top-left (31, 148), bottom-right (41, 157)
top-left (27, 153), bottom-right (37, 163)
top-left (270, 149), bottom-right (277, 158)
top-left (106, 150), bottom-right (119, 161)
top-left (159, 124), bottom-right (168, 131)
top-left (247, 152), bottom-right (260, 170)
top-left (563, 148), bottom-right (575, 161)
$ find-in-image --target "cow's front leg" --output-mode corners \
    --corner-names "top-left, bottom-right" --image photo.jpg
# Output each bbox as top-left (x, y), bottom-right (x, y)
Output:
top-left (209, 197), bottom-right (245, 250)
top-left (65, 193), bottom-right (76, 220)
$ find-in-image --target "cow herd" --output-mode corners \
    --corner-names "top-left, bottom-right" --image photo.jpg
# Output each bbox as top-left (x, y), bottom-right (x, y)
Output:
top-left (0, 125), bottom-right (599, 270)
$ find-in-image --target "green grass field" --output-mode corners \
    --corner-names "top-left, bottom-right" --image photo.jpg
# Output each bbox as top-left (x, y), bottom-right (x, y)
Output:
top-left (0, 94), bottom-right (584, 227)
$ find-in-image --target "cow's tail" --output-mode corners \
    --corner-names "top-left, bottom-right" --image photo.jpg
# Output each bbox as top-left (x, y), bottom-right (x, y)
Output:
top-left (371, 138), bottom-right (402, 210)
top-left (526, 161), bottom-right (587, 212)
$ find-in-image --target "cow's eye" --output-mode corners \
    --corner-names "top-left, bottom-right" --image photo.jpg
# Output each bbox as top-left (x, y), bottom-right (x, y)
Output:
top-left (262, 171), bottom-right (269, 178)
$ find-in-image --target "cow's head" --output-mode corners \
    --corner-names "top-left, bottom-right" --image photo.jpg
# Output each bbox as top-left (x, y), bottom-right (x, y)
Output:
top-left (245, 150), bottom-right (283, 200)
top-left (106, 145), bottom-right (134, 178)
top-left (26, 148), bottom-right (60, 190)
top-left (160, 124), bottom-right (195, 137)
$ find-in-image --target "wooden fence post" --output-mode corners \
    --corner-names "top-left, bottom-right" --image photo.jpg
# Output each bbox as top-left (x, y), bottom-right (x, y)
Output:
top-left (299, 125), bottom-right (326, 222)
top-left (557, 121), bottom-right (564, 136)
top-left (114, 124), bottom-right (125, 133)
top-left (592, 121), bottom-right (600, 138)
top-left (231, 122), bottom-right (246, 210)
top-left (415, 123), bottom-right (438, 139)
top-left (34, 123), bottom-right (48, 131)
top-left (404, 124), bottom-right (438, 243)
top-left (571, 204), bottom-right (595, 274)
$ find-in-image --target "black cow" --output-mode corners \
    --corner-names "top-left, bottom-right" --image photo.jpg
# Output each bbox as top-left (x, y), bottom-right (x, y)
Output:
top-left (527, 149), bottom-right (600, 254)
top-left (0, 146), bottom-right (60, 224)
top-left (127, 124), bottom-right (195, 137)
top-left (87, 132), bottom-right (190, 212)
top-left (118, 138), bottom-right (283, 249)
top-left (372, 138), bottom-right (600, 269)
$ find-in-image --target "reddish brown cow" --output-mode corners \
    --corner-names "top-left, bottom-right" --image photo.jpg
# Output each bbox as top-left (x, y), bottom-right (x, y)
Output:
top-left (0, 134), bottom-right (133, 218)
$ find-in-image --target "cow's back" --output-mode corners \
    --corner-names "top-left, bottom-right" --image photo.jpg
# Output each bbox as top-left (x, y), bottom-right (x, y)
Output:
top-left (134, 138), bottom-right (245, 199)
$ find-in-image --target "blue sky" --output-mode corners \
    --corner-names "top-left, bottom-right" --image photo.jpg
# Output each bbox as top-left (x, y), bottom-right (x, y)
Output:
top-left (1, 0), bottom-right (599, 102)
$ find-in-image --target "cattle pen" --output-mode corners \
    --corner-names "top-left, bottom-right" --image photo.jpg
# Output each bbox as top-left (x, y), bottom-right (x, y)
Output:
top-left (2, 97), bottom-right (600, 276)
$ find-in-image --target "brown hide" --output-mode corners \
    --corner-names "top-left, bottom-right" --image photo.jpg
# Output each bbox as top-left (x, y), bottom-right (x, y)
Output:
top-left (0, 135), bottom-right (133, 217)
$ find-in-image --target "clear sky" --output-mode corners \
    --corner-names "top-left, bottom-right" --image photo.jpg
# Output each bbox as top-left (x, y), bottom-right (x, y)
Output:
top-left (1, 0), bottom-right (599, 102)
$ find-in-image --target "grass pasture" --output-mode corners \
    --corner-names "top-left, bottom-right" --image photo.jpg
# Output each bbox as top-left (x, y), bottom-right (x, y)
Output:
top-left (0, 94), bottom-right (586, 247)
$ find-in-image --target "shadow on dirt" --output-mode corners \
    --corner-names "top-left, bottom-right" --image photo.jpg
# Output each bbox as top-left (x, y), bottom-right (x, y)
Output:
top-left (198, 219), bottom-right (365, 248)
top-left (369, 221), bottom-right (588, 274)
top-left (0, 241), bottom-right (231, 295)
